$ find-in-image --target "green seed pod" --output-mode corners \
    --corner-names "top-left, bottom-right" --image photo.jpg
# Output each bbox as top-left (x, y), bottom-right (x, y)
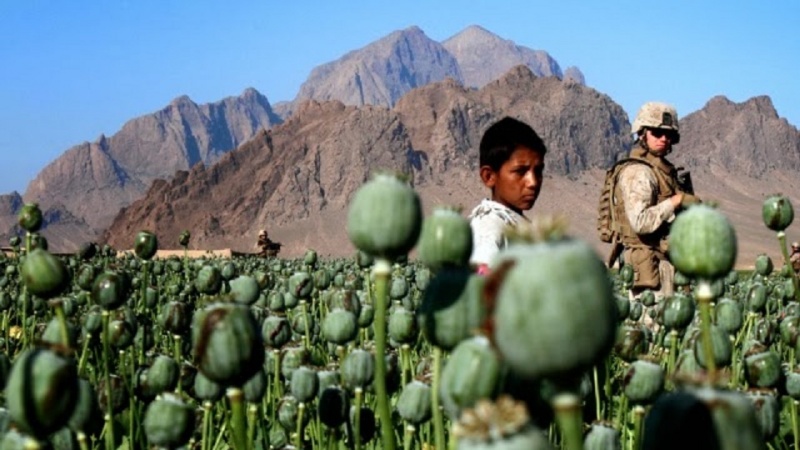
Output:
top-left (492, 238), bottom-right (617, 380)
top-left (291, 366), bottom-right (319, 403)
top-left (159, 301), bottom-right (190, 336)
top-left (440, 336), bottom-right (502, 420)
top-left (133, 230), bottom-right (158, 260)
top-left (21, 248), bottom-right (69, 299)
top-left (193, 371), bottom-right (224, 402)
top-left (290, 310), bottom-right (318, 336)
top-left (261, 315), bottom-right (292, 349)
top-left (417, 207), bottom-right (473, 271)
top-left (714, 297), bottom-right (742, 334)
top-left (304, 249), bottom-right (318, 267)
top-left (192, 303), bottom-right (264, 387)
top-left (346, 173), bottom-right (423, 260)
top-left (785, 368), bottom-right (800, 400)
top-left (18, 203), bottom-right (43, 233)
top-left (220, 261), bottom-right (237, 281)
top-left (753, 317), bottom-right (777, 345)
top-left (321, 308), bottom-right (358, 345)
top-left (67, 378), bottom-right (102, 436)
top-left (762, 194), bottom-right (794, 232)
top-left (745, 389), bottom-right (780, 441)
top-left (629, 301), bottom-right (643, 321)
top-left (618, 264), bottom-right (634, 285)
top-left (744, 351), bottom-right (781, 388)
top-left (341, 349), bottom-right (374, 392)
top-left (353, 298), bottom-right (372, 326)
top-left (288, 271), bottom-right (313, 300)
top-left (5, 347), bottom-right (79, 438)
top-left (668, 205), bottom-right (737, 280)
top-left (754, 254), bottom-right (773, 276)
top-left (229, 275), bottom-right (260, 306)
top-left (91, 270), bottom-right (128, 310)
top-left (42, 316), bottom-right (79, 349)
top-left (194, 265), bottom-right (222, 295)
top-left (313, 269), bottom-right (331, 290)
top-left (418, 267), bottom-right (487, 351)
top-left (317, 386), bottom-right (349, 428)
top-left (614, 323), bottom-right (649, 362)
top-left (583, 422), bottom-right (621, 450)
top-left (143, 393), bottom-right (195, 448)
top-left (396, 381), bottom-right (432, 425)
top-left (639, 290), bottom-right (656, 307)
top-left (147, 355), bottom-right (180, 394)
top-left (388, 305), bottom-right (417, 344)
top-left (267, 290), bottom-right (286, 312)
top-left (277, 395), bottom-right (310, 431)
top-left (389, 275), bottom-right (409, 300)
top-left (623, 359), bottom-right (664, 405)
top-left (243, 368), bottom-right (268, 403)
top-left (178, 230), bottom-right (191, 247)
top-left (780, 315), bottom-right (800, 347)
top-left (76, 264), bottom-right (96, 292)
top-left (662, 293), bottom-right (695, 331)
top-left (746, 282), bottom-right (767, 313)
top-left (109, 319), bottom-right (135, 349)
top-left (693, 325), bottom-right (732, 368)
top-left (614, 294), bottom-right (630, 321)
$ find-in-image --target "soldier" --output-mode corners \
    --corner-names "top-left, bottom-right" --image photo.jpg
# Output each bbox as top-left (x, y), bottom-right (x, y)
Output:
top-left (791, 241), bottom-right (800, 274)
top-left (612, 102), bottom-right (700, 304)
top-left (256, 229), bottom-right (282, 258)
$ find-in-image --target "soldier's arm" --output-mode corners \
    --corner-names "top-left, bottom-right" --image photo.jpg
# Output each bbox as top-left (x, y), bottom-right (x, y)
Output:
top-left (618, 165), bottom-right (678, 235)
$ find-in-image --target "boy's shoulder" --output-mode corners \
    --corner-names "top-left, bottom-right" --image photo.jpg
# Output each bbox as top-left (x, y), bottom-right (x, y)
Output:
top-left (469, 199), bottom-right (525, 226)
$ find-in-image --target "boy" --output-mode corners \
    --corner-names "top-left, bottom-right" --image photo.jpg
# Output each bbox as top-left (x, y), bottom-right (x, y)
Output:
top-left (469, 116), bottom-right (547, 273)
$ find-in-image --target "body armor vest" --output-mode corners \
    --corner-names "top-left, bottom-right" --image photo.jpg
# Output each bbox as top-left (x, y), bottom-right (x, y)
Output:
top-left (611, 146), bottom-right (679, 254)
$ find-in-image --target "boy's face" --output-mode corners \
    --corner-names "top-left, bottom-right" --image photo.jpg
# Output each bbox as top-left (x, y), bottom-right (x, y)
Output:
top-left (480, 145), bottom-right (545, 215)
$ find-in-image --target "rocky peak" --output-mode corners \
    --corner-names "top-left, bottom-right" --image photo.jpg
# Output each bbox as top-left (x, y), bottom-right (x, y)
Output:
top-left (673, 95), bottom-right (800, 177)
top-left (442, 25), bottom-right (568, 88)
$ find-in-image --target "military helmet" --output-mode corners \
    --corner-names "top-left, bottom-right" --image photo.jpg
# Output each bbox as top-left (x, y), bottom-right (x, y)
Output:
top-left (258, 229), bottom-right (267, 237)
top-left (632, 102), bottom-right (680, 135)
top-left (793, 241), bottom-right (800, 249)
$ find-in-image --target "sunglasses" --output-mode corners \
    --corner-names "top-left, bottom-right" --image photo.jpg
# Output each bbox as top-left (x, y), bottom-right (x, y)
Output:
top-left (648, 128), bottom-right (679, 141)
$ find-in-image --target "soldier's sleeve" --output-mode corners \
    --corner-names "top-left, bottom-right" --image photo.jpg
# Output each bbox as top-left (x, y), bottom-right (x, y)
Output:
top-left (618, 165), bottom-right (677, 235)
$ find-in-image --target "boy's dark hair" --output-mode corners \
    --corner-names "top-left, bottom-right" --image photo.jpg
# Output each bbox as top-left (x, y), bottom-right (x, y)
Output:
top-left (479, 117), bottom-right (547, 171)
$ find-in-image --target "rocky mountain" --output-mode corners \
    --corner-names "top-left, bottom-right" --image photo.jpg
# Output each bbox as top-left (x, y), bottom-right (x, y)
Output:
top-left (287, 25), bottom-right (582, 118)
top-left (672, 95), bottom-right (800, 177)
top-left (441, 25), bottom-right (568, 87)
top-left (23, 88), bottom-right (282, 232)
top-left (101, 65), bottom-right (629, 252)
top-left (294, 26), bottom-right (464, 110)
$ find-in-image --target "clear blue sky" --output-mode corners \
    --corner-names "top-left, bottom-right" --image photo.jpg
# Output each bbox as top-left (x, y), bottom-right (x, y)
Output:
top-left (1, 1), bottom-right (798, 195)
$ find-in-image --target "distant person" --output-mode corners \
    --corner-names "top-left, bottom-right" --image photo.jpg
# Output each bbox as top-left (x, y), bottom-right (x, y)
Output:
top-left (468, 116), bottom-right (547, 274)
top-left (605, 102), bottom-right (700, 305)
top-left (791, 241), bottom-right (800, 274)
top-left (256, 229), bottom-right (281, 258)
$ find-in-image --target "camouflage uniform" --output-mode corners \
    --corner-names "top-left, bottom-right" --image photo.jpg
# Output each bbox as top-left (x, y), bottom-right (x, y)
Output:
top-left (617, 150), bottom-right (679, 299)
top-left (791, 243), bottom-right (800, 274)
top-left (468, 199), bottom-right (530, 266)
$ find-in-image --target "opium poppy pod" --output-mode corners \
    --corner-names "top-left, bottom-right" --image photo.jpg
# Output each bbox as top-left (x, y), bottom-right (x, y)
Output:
top-left (134, 230), bottom-right (158, 260)
top-left (21, 248), bottom-right (69, 299)
top-left (192, 303), bottom-right (264, 388)
top-left (5, 347), bottom-right (79, 439)
top-left (491, 238), bottom-right (618, 381)
top-left (17, 203), bottom-right (43, 233)
top-left (143, 393), bottom-right (195, 448)
top-left (668, 205), bottom-right (737, 280)
top-left (762, 194), bottom-right (794, 232)
top-left (417, 206), bottom-right (473, 271)
top-left (346, 173), bottom-right (423, 260)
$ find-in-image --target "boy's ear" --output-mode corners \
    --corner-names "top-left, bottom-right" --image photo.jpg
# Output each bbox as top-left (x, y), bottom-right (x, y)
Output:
top-left (479, 166), bottom-right (497, 189)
